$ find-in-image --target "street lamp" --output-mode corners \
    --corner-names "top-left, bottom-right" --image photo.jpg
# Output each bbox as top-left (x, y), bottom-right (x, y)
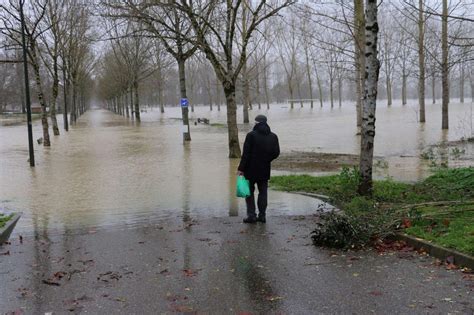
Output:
top-left (20, 0), bottom-right (35, 167)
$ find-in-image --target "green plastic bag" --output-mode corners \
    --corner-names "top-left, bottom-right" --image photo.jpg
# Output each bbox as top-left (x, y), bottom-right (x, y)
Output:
top-left (236, 176), bottom-right (251, 198)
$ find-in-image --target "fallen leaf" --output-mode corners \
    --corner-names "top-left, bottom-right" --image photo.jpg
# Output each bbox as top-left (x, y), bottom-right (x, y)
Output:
top-left (183, 269), bottom-right (199, 277)
top-left (0, 251), bottom-right (10, 256)
top-left (265, 295), bottom-right (284, 302)
top-left (446, 263), bottom-right (458, 270)
top-left (42, 279), bottom-right (60, 286)
top-left (369, 291), bottom-right (383, 296)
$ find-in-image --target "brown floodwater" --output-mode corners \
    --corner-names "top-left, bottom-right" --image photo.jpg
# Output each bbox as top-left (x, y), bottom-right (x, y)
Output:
top-left (1, 100), bottom-right (473, 233)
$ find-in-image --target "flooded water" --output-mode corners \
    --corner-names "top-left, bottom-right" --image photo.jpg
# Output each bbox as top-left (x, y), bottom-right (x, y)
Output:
top-left (1, 100), bottom-right (473, 233)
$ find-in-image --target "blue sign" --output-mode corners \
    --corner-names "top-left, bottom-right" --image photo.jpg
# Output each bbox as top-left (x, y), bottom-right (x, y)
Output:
top-left (181, 98), bottom-right (189, 108)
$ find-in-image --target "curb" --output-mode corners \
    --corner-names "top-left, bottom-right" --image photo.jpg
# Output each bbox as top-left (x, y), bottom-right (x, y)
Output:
top-left (0, 213), bottom-right (21, 245)
top-left (293, 191), bottom-right (332, 203)
top-left (396, 233), bottom-right (474, 269)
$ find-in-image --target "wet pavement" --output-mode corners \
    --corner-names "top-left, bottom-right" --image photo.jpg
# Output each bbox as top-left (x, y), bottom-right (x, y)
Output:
top-left (1, 215), bottom-right (473, 314)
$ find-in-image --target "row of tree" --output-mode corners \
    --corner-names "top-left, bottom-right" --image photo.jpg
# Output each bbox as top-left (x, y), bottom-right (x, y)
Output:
top-left (0, 0), bottom-right (95, 146)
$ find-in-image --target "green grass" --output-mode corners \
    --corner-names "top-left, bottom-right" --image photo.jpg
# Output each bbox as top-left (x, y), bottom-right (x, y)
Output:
top-left (271, 167), bottom-right (474, 255)
top-left (405, 204), bottom-right (474, 255)
top-left (0, 213), bottom-right (13, 229)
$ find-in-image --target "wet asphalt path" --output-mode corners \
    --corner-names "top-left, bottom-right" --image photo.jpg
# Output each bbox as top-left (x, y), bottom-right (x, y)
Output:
top-left (1, 215), bottom-right (473, 314)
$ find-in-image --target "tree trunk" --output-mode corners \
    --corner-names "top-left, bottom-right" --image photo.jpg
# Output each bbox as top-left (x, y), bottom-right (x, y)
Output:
top-left (242, 60), bottom-right (250, 123)
top-left (134, 79), bottom-right (140, 121)
top-left (297, 75), bottom-right (304, 108)
top-left (125, 91), bottom-right (130, 117)
top-left (129, 87), bottom-right (134, 119)
top-left (470, 71), bottom-right (474, 102)
top-left (460, 62), bottom-right (464, 103)
top-left (355, 0), bottom-right (365, 127)
top-left (72, 81), bottom-right (77, 123)
top-left (16, 50), bottom-right (26, 114)
top-left (30, 43), bottom-right (50, 146)
top-left (178, 58), bottom-right (191, 141)
top-left (304, 44), bottom-right (314, 109)
top-left (223, 81), bottom-right (241, 158)
top-left (50, 54), bottom-right (60, 135)
top-left (316, 69), bottom-right (323, 107)
top-left (402, 72), bottom-right (407, 105)
top-left (386, 76), bottom-right (392, 106)
top-left (62, 65), bottom-right (69, 131)
top-left (441, 0), bottom-right (449, 130)
top-left (206, 75), bottom-right (213, 111)
top-left (358, 0), bottom-right (380, 196)
top-left (263, 55), bottom-right (270, 109)
top-left (432, 74), bottom-right (436, 104)
top-left (289, 82), bottom-right (294, 109)
top-left (216, 76), bottom-right (221, 111)
top-left (338, 77), bottom-right (343, 107)
top-left (255, 63), bottom-right (261, 110)
top-left (418, 0), bottom-right (426, 123)
top-left (330, 77), bottom-right (334, 108)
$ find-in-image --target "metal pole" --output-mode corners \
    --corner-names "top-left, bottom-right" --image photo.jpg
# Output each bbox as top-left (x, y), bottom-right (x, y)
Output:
top-left (20, 0), bottom-right (35, 167)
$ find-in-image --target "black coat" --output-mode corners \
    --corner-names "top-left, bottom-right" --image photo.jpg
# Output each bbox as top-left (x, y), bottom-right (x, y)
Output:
top-left (238, 122), bottom-right (280, 181)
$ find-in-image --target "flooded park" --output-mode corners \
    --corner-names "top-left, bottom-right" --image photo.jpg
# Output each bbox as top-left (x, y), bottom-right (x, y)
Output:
top-left (1, 100), bottom-right (473, 234)
top-left (1, 0), bottom-right (474, 313)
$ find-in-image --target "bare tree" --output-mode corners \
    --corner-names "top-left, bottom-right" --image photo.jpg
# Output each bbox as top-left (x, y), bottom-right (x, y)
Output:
top-left (0, 0), bottom-right (51, 146)
top-left (175, 0), bottom-right (293, 158)
top-left (358, 0), bottom-right (381, 196)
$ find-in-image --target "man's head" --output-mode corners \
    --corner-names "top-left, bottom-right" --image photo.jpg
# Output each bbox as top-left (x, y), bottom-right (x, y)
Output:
top-left (254, 115), bottom-right (267, 124)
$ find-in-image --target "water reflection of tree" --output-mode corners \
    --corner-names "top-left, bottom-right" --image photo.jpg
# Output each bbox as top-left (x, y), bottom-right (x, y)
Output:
top-left (228, 159), bottom-right (239, 217)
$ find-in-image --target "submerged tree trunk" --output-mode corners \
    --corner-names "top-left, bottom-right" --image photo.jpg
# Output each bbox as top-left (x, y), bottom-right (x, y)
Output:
top-left (432, 74), bottom-right (436, 104)
top-left (358, 0), bottom-right (380, 196)
top-left (330, 77), bottom-right (334, 108)
top-left (338, 77), bottom-right (343, 107)
top-left (223, 81), bottom-right (241, 158)
top-left (402, 71), bottom-right (407, 105)
top-left (62, 65), bottom-right (69, 132)
top-left (386, 77), bottom-right (392, 106)
top-left (71, 82), bottom-right (77, 124)
top-left (30, 42), bottom-right (50, 146)
top-left (157, 67), bottom-right (165, 113)
top-left (418, 0), bottom-right (426, 122)
top-left (129, 87), bottom-right (134, 119)
top-left (50, 55), bottom-right (60, 135)
top-left (134, 79), bottom-right (140, 121)
top-left (441, 0), bottom-right (449, 130)
top-left (178, 58), bottom-right (191, 141)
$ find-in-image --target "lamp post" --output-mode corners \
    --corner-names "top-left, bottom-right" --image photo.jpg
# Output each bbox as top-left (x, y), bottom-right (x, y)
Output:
top-left (20, 0), bottom-right (35, 167)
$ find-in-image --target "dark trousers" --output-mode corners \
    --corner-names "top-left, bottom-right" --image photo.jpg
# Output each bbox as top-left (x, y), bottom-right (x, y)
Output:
top-left (245, 180), bottom-right (268, 218)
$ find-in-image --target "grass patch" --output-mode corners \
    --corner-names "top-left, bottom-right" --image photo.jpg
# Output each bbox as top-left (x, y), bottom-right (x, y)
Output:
top-left (271, 167), bottom-right (474, 254)
top-left (0, 213), bottom-right (14, 229)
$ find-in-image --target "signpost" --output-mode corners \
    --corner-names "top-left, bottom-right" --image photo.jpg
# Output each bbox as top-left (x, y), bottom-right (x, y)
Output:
top-left (180, 98), bottom-right (189, 136)
top-left (180, 98), bottom-right (188, 108)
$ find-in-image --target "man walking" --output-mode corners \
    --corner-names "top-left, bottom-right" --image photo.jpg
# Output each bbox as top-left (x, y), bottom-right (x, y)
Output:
top-left (237, 115), bottom-right (280, 223)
